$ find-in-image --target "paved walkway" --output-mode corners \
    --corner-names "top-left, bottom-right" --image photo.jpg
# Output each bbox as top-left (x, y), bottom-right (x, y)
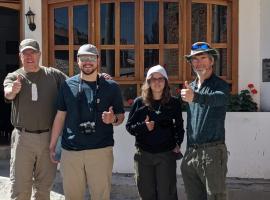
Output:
top-left (1, 159), bottom-right (270, 200)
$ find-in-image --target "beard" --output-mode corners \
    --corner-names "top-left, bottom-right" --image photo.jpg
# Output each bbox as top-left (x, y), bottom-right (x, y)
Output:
top-left (195, 69), bottom-right (207, 76)
top-left (192, 66), bottom-right (208, 77)
top-left (80, 64), bottom-right (98, 75)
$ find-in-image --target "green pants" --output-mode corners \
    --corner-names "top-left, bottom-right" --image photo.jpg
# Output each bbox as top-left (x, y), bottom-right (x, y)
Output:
top-left (181, 144), bottom-right (228, 200)
top-left (134, 149), bottom-right (178, 200)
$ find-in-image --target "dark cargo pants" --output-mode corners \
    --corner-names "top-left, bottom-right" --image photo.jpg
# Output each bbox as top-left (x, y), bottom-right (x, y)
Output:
top-left (134, 149), bottom-right (178, 200)
top-left (181, 143), bottom-right (228, 200)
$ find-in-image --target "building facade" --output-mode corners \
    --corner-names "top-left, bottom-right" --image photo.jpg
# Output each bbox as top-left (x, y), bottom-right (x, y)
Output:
top-left (1, 0), bottom-right (270, 178)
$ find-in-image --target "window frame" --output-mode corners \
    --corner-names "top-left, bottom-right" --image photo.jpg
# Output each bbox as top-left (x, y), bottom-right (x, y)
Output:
top-left (43, 0), bottom-right (238, 95)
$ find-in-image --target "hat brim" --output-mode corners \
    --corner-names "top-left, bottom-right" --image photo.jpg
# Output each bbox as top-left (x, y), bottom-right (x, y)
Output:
top-left (77, 52), bottom-right (98, 56)
top-left (20, 46), bottom-right (39, 53)
top-left (185, 49), bottom-right (219, 61)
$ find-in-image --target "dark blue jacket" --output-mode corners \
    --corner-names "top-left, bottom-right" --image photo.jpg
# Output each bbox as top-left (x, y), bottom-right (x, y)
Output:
top-left (186, 73), bottom-right (229, 146)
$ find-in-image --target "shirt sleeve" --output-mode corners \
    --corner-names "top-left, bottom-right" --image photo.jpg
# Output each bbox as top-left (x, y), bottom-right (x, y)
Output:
top-left (56, 82), bottom-right (67, 111)
top-left (126, 98), bottom-right (149, 137)
top-left (193, 81), bottom-right (230, 107)
top-left (51, 67), bottom-right (68, 90)
top-left (172, 98), bottom-right (185, 146)
top-left (3, 72), bottom-right (16, 88)
top-left (111, 83), bottom-right (125, 114)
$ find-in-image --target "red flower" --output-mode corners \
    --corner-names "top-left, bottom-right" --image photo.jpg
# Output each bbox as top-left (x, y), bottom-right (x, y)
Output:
top-left (127, 98), bottom-right (134, 105)
top-left (248, 83), bottom-right (254, 88)
top-left (175, 88), bottom-right (181, 95)
top-left (251, 89), bottom-right (258, 94)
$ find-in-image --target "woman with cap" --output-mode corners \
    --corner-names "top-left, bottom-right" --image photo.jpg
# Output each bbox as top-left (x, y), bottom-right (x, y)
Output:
top-left (126, 65), bottom-right (185, 200)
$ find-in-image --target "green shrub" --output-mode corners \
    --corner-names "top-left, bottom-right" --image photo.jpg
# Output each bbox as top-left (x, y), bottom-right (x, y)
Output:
top-left (227, 89), bottom-right (258, 112)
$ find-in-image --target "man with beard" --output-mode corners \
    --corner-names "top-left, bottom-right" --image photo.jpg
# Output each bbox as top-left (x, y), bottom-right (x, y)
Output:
top-left (49, 44), bottom-right (125, 200)
top-left (180, 42), bottom-right (229, 200)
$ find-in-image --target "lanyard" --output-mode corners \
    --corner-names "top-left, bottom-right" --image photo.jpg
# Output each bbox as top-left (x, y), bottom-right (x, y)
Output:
top-left (77, 75), bottom-right (100, 123)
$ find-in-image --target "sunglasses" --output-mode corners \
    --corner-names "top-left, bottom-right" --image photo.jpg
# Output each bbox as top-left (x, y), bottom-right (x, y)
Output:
top-left (149, 77), bottom-right (165, 83)
top-left (78, 55), bottom-right (97, 62)
top-left (191, 43), bottom-right (210, 51)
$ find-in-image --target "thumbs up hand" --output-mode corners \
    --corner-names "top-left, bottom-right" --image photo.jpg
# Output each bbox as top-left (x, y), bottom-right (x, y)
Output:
top-left (12, 75), bottom-right (22, 95)
top-left (102, 106), bottom-right (116, 124)
top-left (181, 81), bottom-right (194, 102)
top-left (145, 115), bottom-right (155, 132)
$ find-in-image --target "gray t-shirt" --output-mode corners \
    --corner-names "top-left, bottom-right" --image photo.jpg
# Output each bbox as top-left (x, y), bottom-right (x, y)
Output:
top-left (3, 66), bottom-right (67, 130)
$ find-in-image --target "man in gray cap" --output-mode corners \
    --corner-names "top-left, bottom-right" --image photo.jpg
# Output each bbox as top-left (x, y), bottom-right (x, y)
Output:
top-left (3, 38), bottom-right (67, 200)
top-left (49, 44), bottom-right (125, 200)
top-left (180, 42), bottom-right (229, 200)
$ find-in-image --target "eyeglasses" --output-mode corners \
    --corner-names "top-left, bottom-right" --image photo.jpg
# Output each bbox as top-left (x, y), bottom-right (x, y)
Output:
top-left (149, 77), bottom-right (165, 83)
top-left (78, 55), bottom-right (97, 62)
top-left (191, 43), bottom-right (210, 51)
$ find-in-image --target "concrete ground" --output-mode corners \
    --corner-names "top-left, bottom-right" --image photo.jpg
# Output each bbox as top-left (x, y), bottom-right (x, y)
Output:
top-left (1, 159), bottom-right (270, 200)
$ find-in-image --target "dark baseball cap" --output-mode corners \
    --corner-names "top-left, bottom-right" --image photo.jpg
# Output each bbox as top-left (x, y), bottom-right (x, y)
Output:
top-left (19, 39), bottom-right (40, 53)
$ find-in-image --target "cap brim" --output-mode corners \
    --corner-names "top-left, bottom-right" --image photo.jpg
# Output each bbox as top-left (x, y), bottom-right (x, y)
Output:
top-left (20, 46), bottom-right (39, 53)
top-left (77, 52), bottom-right (98, 56)
top-left (185, 49), bottom-right (219, 61)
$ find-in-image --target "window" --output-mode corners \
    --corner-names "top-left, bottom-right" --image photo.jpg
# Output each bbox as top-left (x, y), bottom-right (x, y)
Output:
top-left (44, 0), bottom-right (238, 106)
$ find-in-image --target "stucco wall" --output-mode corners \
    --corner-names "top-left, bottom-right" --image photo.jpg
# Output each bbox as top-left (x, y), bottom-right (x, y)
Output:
top-left (23, 0), bottom-right (42, 60)
top-left (239, 0), bottom-right (261, 108)
top-left (260, 0), bottom-right (270, 111)
top-left (113, 112), bottom-right (270, 179)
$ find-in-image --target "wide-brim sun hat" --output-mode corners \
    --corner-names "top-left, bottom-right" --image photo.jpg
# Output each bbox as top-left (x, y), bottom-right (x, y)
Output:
top-left (185, 42), bottom-right (219, 61)
top-left (146, 65), bottom-right (168, 80)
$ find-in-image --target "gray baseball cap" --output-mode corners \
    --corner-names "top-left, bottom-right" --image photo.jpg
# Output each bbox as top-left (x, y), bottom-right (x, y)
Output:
top-left (77, 44), bottom-right (99, 56)
top-left (19, 39), bottom-right (40, 53)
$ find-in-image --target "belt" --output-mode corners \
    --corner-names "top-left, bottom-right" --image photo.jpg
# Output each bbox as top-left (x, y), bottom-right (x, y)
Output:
top-left (188, 141), bottom-right (224, 149)
top-left (16, 127), bottom-right (50, 134)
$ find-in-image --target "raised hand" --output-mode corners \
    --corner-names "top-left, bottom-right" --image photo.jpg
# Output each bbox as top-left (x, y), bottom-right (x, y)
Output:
top-left (102, 106), bottom-right (115, 124)
top-left (12, 75), bottom-right (22, 95)
top-left (181, 81), bottom-right (194, 102)
top-left (145, 115), bottom-right (155, 132)
top-left (101, 73), bottom-right (112, 80)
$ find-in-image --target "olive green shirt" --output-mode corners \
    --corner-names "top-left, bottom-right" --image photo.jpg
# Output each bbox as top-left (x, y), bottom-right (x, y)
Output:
top-left (3, 66), bottom-right (67, 130)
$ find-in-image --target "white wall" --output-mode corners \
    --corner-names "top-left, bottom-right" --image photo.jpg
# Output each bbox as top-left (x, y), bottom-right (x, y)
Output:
top-left (260, 0), bottom-right (270, 111)
top-left (113, 112), bottom-right (270, 179)
top-left (23, 0), bottom-right (42, 61)
top-left (239, 0), bottom-right (261, 108)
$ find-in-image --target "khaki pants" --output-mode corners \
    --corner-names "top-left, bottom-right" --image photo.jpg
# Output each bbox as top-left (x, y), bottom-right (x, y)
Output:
top-left (181, 144), bottom-right (228, 200)
top-left (60, 146), bottom-right (114, 200)
top-left (10, 128), bottom-right (57, 200)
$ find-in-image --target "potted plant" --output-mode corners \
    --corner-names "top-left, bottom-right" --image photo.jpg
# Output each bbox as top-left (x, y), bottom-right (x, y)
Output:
top-left (227, 83), bottom-right (258, 112)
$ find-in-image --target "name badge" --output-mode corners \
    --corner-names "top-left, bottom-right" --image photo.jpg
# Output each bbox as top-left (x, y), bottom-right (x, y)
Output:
top-left (31, 83), bottom-right (38, 101)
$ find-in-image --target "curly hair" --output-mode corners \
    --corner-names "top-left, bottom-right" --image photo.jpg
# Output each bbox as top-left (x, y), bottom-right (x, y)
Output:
top-left (141, 78), bottom-right (171, 107)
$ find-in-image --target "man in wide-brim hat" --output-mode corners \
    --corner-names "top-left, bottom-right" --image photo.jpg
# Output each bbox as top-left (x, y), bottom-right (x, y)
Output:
top-left (180, 42), bottom-right (230, 200)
